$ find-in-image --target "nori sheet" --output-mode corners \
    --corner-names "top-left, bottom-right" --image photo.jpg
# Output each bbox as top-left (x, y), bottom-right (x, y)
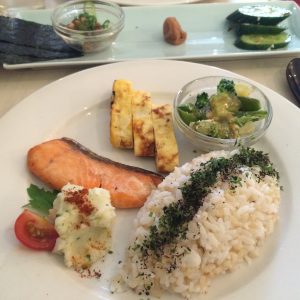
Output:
top-left (0, 16), bottom-right (82, 64)
top-left (0, 42), bottom-right (80, 59)
top-left (0, 53), bottom-right (49, 64)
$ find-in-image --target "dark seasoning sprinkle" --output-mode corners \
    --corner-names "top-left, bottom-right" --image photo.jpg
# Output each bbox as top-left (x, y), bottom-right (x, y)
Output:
top-left (76, 268), bottom-right (102, 279)
top-left (129, 147), bottom-right (280, 295)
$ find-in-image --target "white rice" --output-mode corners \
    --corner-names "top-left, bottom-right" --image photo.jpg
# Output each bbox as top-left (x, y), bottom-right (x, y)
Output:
top-left (121, 150), bottom-right (280, 298)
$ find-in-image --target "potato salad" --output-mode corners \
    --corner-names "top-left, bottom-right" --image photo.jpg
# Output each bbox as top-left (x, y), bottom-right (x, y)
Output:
top-left (52, 184), bottom-right (115, 269)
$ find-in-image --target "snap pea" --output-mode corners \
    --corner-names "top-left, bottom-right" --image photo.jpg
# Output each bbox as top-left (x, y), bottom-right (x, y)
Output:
top-left (177, 106), bottom-right (199, 125)
top-left (238, 96), bottom-right (261, 111)
top-left (178, 102), bottom-right (208, 125)
top-left (178, 103), bottom-right (195, 113)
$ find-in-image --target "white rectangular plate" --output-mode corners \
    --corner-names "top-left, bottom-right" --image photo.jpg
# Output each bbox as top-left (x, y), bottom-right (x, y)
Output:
top-left (3, 1), bottom-right (300, 70)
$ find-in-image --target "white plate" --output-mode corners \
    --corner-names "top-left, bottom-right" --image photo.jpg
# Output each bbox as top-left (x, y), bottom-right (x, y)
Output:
top-left (4, 1), bottom-right (300, 70)
top-left (1, 60), bottom-right (300, 300)
top-left (109, 0), bottom-right (201, 5)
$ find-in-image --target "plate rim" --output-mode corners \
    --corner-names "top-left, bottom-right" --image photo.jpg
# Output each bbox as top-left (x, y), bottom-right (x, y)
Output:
top-left (1, 59), bottom-right (300, 300)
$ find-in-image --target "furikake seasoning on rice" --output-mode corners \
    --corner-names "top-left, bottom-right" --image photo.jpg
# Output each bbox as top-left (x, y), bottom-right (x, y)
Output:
top-left (121, 147), bottom-right (280, 298)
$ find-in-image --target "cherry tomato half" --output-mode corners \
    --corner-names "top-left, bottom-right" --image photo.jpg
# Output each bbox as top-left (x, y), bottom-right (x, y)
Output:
top-left (14, 209), bottom-right (58, 251)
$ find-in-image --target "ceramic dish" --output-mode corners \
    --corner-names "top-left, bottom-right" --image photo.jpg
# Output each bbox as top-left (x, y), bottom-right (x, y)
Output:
top-left (1, 60), bottom-right (300, 300)
top-left (4, 1), bottom-right (300, 70)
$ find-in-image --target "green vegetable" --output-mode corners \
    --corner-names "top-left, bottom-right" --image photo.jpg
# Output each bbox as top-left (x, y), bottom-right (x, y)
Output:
top-left (235, 32), bottom-right (291, 50)
top-left (67, 2), bottom-right (110, 32)
top-left (23, 184), bottom-right (58, 215)
top-left (102, 20), bottom-right (110, 29)
top-left (177, 107), bottom-right (199, 125)
top-left (195, 92), bottom-right (209, 109)
top-left (238, 96), bottom-right (261, 111)
top-left (83, 2), bottom-right (110, 30)
top-left (177, 103), bottom-right (195, 113)
top-left (84, 1), bottom-right (96, 17)
top-left (234, 110), bottom-right (268, 127)
top-left (227, 5), bottom-right (292, 52)
top-left (226, 5), bottom-right (291, 25)
top-left (237, 23), bottom-right (286, 35)
top-left (217, 79), bottom-right (236, 95)
top-left (177, 103), bottom-right (207, 125)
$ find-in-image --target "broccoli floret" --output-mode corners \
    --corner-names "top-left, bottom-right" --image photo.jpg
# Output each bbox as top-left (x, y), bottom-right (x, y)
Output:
top-left (217, 79), bottom-right (236, 95)
top-left (195, 92), bottom-right (209, 109)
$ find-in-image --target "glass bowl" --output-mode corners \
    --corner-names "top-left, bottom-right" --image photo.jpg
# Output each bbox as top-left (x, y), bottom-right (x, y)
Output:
top-left (52, 0), bottom-right (124, 53)
top-left (173, 76), bottom-right (273, 152)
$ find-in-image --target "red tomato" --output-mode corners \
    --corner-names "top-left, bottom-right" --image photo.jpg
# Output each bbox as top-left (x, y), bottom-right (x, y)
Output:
top-left (14, 209), bottom-right (58, 251)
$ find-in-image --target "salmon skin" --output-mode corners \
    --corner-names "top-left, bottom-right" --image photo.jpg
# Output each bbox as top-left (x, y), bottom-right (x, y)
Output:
top-left (27, 137), bottom-right (163, 208)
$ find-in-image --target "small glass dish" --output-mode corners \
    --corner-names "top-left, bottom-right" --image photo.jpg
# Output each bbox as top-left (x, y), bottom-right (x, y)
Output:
top-left (173, 76), bottom-right (273, 152)
top-left (52, 0), bottom-right (125, 53)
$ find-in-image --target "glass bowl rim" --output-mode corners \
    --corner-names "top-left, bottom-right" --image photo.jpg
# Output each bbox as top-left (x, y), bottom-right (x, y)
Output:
top-left (51, 0), bottom-right (125, 36)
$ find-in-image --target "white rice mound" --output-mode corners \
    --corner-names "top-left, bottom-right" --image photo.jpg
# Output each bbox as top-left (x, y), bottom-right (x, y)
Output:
top-left (121, 150), bottom-right (280, 298)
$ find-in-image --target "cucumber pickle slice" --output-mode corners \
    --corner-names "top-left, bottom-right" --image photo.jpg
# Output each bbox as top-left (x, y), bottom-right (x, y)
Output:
top-left (235, 32), bottom-right (291, 50)
top-left (237, 23), bottom-right (286, 35)
top-left (227, 5), bottom-right (291, 25)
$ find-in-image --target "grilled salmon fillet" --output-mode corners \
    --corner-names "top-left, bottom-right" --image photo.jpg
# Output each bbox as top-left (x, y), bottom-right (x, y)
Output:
top-left (27, 138), bottom-right (163, 208)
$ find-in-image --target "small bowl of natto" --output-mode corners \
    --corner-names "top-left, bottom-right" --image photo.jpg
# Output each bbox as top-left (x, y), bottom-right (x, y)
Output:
top-left (52, 0), bottom-right (125, 53)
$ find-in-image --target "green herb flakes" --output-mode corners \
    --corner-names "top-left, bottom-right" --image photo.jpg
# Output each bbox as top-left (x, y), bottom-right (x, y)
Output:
top-left (138, 148), bottom-right (279, 256)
